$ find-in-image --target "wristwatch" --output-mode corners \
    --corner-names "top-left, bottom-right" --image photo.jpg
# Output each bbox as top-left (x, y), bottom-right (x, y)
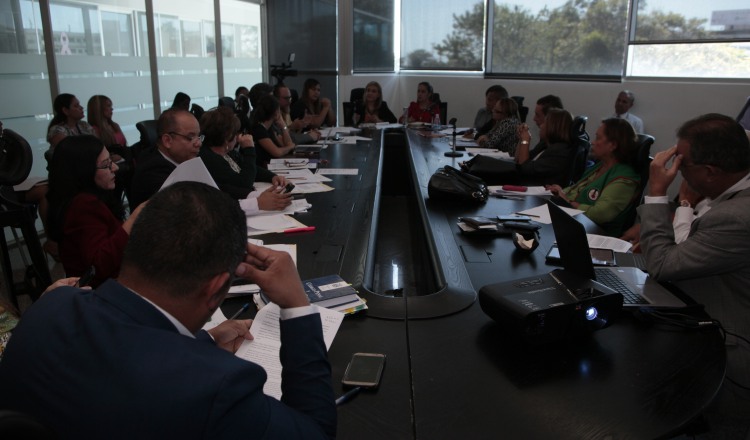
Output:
top-left (520, 140), bottom-right (529, 145)
top-left (679, 199), bottom-right (692, 208)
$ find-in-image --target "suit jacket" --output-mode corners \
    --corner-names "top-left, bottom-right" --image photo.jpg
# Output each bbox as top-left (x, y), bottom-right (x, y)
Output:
top-left (129, 148), bottom-right (176, 210)
top-left (0, 280), bottom-right (336, 439)
top-left (199, 146), bottom-right (273, 200)
top-left (638, 187), bottom-right (750, 385)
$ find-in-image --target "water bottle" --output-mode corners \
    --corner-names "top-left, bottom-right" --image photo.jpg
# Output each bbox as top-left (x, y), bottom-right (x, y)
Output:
top-left (432, 112), bottom-right (441, 128)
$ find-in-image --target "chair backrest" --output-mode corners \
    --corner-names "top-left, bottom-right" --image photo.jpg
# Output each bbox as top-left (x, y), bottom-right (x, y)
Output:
top-left (510, 96), bottom-right (529, 123)
top-left (567, 115), bottom-right (591, 184)
top-left (0, 129), bottom-right (33, 186)
top-left (342, 102), bottom-right (355, 127)
top-left (621, 133), bottom-right (655, 231)
top-left (349, 88), bottom-right (364, 103)
top-left (439, 102), bottom-right (448, 125)
top-left (133, 120), bottom-right (158, 160)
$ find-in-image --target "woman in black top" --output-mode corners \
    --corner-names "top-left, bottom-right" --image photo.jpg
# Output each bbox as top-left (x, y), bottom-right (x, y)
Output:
top-left (353, 81), bottom-right (397, 126)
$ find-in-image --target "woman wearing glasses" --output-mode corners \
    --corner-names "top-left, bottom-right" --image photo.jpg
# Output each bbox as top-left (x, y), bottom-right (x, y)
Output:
top-left (47, 135), bottom-right (146, 287)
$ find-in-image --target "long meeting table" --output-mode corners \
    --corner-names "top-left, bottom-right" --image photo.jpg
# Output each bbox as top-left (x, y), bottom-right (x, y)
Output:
top-left (222, 127), bottom-right (725, 439)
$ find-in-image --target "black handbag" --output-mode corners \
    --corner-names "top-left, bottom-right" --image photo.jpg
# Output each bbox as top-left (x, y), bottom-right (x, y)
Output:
top-left (459, 154), bottom-right (517, 185)
top-left (428, 165), bottom-right (489, 203)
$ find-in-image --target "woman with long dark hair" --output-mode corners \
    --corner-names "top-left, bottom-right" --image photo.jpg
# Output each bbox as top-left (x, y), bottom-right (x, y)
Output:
top-left (46, 93), bottom-right (94, 155)
top-left (47, 135), bottom-right (145, 286)
top-left (290, 78), bottom-right (336, 129)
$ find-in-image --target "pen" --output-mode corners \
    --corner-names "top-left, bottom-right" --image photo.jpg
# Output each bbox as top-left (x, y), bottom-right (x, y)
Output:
top-left (335, 386), bottom-right (362, 406)
top-left (515, 212), bottom-right (540, 218)
top-left (284, 226), bottom-right (316, 233)
top-left (228, 303), bottom-right (250, 320)
top-left (495, 195), bottom-right (524, 200)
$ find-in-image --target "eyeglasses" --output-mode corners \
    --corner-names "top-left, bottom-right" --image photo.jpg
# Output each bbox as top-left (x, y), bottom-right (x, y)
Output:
top-left (280, 95), bottom-right (292, 100)
top-left (169, 132), bottom-right (204, 144)
top-left (96, 158), bottom-right (114, 170)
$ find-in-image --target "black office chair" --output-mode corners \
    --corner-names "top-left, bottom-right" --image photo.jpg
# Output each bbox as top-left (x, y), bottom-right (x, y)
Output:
top-left (0, 129), bottom-right (53, 308)
top-left (132, 120), bottom-right (158, 160)
top-left (439, 102), bottom-right (448, 125)
top-left (0, 410), bottom-right (55, 440)
top-left (511, 96), bottom-right (529, 123)
top-left (567, 116), bottom-right (591, 184)
top-left (350, 88), bottom-right (365, 104)
top-left (621, 133), bottom-right (656, 231)
top-left (342, 102), bottom-right (355, 127)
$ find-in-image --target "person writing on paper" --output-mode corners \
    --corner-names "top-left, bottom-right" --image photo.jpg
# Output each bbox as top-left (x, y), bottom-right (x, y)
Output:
top-left (290, 78), bottom-right (336, 129)
top-left (400, 81), bottom-right (439, 124)
top-left (130, 108), bottom-right (202, 210)
top-left (638, 114), bottom-right (750, 437)
top-left (546, 118), bottom-right (640, 236)
top-left (476, 97), bottom-right (521, 155)
top-left (251, 95), bottom-right (296, 169)
top-left (199, 107), bottom-right (291, 212)
top-left (0, 182), bottom-right (336, 439)
top-left (46, 135), bottom-right (146, 287)
top-left (352, 81), bottom-right (397, 126)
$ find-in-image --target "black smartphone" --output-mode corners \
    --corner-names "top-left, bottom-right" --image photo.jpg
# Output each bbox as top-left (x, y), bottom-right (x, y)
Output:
top-left (497, 215), bottom-right (531, 222)
top-left (76, 266), bottom-right (96, 288)
top-left (342, 353), bottom-right (386, 388)
top-left (283, 183), bottom-right (295, 194)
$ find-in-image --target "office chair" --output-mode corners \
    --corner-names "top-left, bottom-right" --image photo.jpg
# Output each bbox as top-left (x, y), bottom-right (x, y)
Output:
top-left (349, 88), bottom-right (365, 104)
top-left (0, 129), bottom-right (53, 308)
top-left (567, 116), bottom-right (591, 184)
top-left (736, 96), bottom-right (750, 130)
top-left (0, 410), bottom-right (55, 440)
top-left (621, 133), bottom-right (655, 231)
top-left (342, 102), bottom-right (355, 127)
top-left (439, 102), bottom-right (448, 125)
top-left (511, 96), bottom-right (529, 123)
top-left (132, 120), bottom-right (158, 160)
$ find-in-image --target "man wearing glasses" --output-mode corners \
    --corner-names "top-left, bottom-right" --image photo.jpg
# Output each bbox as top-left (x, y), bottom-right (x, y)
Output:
top-left (130, 109), bottom-right (204, 210)
top-left (273, 84), bottom-right (320, 145)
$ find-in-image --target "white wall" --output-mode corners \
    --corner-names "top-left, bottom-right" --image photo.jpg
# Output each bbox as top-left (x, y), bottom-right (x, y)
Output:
top-left (340, 73), bottom-right (750, 196)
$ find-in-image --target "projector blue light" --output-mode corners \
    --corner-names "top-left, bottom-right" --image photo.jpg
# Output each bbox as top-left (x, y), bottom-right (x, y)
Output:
top-left (585, 307), bottom-right (598, 321)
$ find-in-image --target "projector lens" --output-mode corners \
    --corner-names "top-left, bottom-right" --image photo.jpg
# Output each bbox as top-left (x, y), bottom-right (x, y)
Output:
top-left (585, 307), bottom-right (598, 321)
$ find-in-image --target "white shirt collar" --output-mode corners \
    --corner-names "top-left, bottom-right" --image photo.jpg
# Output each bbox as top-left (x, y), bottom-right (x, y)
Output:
top-left (158, 148), bottom-right (181, 167)
top-left (128, 287), bottom-right (195, 338)
top-left (708, 171), bottom-right (750, 207)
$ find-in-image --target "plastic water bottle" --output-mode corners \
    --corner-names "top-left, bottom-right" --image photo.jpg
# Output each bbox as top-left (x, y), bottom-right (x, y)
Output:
top-left (432, 112), bottom-right (441, 128)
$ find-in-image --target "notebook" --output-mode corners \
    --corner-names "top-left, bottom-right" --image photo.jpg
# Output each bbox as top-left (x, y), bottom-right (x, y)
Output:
top-left (547, 201), bottom-right (686, 309)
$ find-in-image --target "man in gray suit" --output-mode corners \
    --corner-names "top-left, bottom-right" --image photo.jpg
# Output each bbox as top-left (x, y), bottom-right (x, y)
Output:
top-left (639, 113), bottom-right (750, 437)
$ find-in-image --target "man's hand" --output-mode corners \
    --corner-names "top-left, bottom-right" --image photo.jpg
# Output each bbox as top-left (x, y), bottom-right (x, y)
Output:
top-left (208, 319), bottom-right (253, 353)
top-left (235, 244), bottom-right (309, 309)
top-left (271, 175), bottom-right (287, 188)
top-left (257, 186), bottom-right (292, 211)
top-left (649, 145), bottom-right (682, 197)
top-left (678, 179), bottom-right (703, 206)
top-left (620, 223), bottom-right (641, 251)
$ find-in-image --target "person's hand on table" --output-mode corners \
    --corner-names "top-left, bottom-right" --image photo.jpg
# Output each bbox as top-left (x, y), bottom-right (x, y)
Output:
top-left (271, 175), bottom-right (287, 188)
top-left (235, 244), bottom-right (309, 309)
top-left (208, 319), bottom-right (253, 353)
top-left (257, 186), bottom-right (292, 210)
top-left (619, 223), bottom-right (642, 252)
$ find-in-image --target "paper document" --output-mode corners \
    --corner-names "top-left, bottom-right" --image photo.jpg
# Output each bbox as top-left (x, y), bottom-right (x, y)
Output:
top-left (225, 244), bottom-right (298, 298)
top-left (489, 185), bottom-right (552, 197)
top-left (235, 303), bottom-right (344, 399)
top-left (288, 182), bottom-right (335, 194)
top-left (246, 214), bottom-right (306, 236)
top-left (586, 234), bottom-right (632, 253)
top-left (440, 127), bottom-right (471, 135)
top-left (317, 168), bottom-right (359, 176)
top-left (159, 157), bottom-right (218, 190)
top-left (253, 199), bottom-right (312, 216)
top-left (450, 139), bottom-right (479, 148)
top-left (202, 308), bottom-right (228, 331)
top-left (319, 127), bottom-right (359, 137)
top-left (516, 204), bottom-right (583, 224)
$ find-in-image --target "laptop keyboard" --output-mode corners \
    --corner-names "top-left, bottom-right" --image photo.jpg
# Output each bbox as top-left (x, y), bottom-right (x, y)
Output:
top-left (594, 268), bottom-right (649, 305)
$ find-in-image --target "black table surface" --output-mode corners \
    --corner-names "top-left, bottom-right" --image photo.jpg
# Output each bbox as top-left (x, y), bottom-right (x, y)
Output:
top-left (221, 128), bottom-right (725, 439)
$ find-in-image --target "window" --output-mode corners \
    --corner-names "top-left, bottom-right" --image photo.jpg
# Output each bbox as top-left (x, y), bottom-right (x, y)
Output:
top-left (401, 0), bottom-right (484, 70)
top-left (628, 0), bottom-right (750, 78)
top-left (488, 0), bottom-right (629, 79)
top-left (220, 0), bottom-right (264, 95)
top-left (353, 0), bottom-right (394, 71)
top-left (101, 11), bottom-right (134, 56)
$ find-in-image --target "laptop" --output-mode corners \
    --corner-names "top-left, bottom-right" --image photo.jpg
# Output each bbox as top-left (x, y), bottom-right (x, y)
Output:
top-left (547, 201), bottom-right (686, 308)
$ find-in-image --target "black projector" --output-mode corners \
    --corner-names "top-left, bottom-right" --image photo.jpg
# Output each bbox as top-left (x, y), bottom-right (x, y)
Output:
top-left (479, 269), bottom-right (623, 345)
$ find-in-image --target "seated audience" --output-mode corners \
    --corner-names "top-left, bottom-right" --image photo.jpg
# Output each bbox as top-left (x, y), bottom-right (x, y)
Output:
top-left (129, 108), bottom-right (202, 210)
top-left (0, 181), bottom-right (337, 438)
top-left (477, 97), bottom-right (521, 155)
top-left (638, 113), bottom-right (750, 437)
top-left (467, 84), bottom-right (509, 138)
top-left (46, 93), bottom-right (94, 156)
top-left (88, 94), bottom-right (134, 204)
top-left (533, 94), bottom-right (564, 130)
top-left (251, 95), bottom-right (295, 168)
top-left (352, 81), bottom-right (397, 126)
top-left (248, 82), bottom-right (274, 125)
top-left (273, 83), bottom-right (320, 144)
top-left (613, 90), bottom-right (644, 134)
top-left (171, 92), bottom-right (191, 111)
top-left (290, 78), bottom-right (336, 129)
top-left (547, 118), bottom-right (640, 236)
top-left (400, 81), bottom-right (439, 124)
top-left (198, 107), bottom-right (291, 213)
top-left (513, 108), bottom-right (574, 185)
top-left (46, 135), bottom-right (145, 286)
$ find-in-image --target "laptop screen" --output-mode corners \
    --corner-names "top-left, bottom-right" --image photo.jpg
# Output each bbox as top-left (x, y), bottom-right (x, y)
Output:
top-left (547, 201), bottom-right (596, 280)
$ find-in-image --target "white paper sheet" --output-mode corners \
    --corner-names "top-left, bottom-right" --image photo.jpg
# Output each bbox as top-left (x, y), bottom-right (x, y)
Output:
top-left (516, 204), bottom-right (583, 224)
top-left (159, 157), bottom-right (218, 190)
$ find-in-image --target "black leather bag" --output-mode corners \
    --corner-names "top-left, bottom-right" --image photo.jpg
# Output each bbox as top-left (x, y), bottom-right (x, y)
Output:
top-left (459, 154), bottom-right (517, 185)
top-left (428, 165), bottom-right (488, 203)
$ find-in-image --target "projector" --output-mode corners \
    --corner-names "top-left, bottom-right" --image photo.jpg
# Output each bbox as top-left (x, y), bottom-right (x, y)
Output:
top-left (478, 269), bottom-right (623, 345)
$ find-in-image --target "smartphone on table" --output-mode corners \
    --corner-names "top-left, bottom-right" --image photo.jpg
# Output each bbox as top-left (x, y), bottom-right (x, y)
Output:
top-left (342, 353), bottom-right (386, 388)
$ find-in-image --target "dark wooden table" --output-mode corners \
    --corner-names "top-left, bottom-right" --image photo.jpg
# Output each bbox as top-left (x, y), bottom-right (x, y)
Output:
top-left (222, 128), bottom-right (725, 439)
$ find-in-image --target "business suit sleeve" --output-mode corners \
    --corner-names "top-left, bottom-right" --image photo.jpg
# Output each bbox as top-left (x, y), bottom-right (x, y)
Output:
top-left (638, 201), bottom-right (750, 281)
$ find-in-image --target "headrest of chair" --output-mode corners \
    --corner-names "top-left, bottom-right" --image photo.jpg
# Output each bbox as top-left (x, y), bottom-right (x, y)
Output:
top-left (0, 129), bottom-right (33, 186)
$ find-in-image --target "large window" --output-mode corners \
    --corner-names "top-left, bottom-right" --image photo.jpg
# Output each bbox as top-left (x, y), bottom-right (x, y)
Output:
top-left (353, 0), bottom-right (393, 72)
top-left (628, 0), bottom-right (750, 78)
top-left (401, 0), bottom-right (484, 70)
top-left (220, 0), bottom-right (263, 97)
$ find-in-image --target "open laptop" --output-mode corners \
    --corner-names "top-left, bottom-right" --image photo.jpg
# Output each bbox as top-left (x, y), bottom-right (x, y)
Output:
top-left (548, 201), bottom-right (686, 308)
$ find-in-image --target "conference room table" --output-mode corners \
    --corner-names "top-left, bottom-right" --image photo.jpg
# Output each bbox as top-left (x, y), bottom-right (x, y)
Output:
top-left (222, 127), bottom-right (725, 439)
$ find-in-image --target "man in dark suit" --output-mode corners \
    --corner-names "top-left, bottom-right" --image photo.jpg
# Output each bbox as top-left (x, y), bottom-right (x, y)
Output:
top-left (639, 113), bottom-right (750, 437)
top-left (0, 182), bottom-right (336, 439)
top-left (129, 109), bottom-right (203, 209)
